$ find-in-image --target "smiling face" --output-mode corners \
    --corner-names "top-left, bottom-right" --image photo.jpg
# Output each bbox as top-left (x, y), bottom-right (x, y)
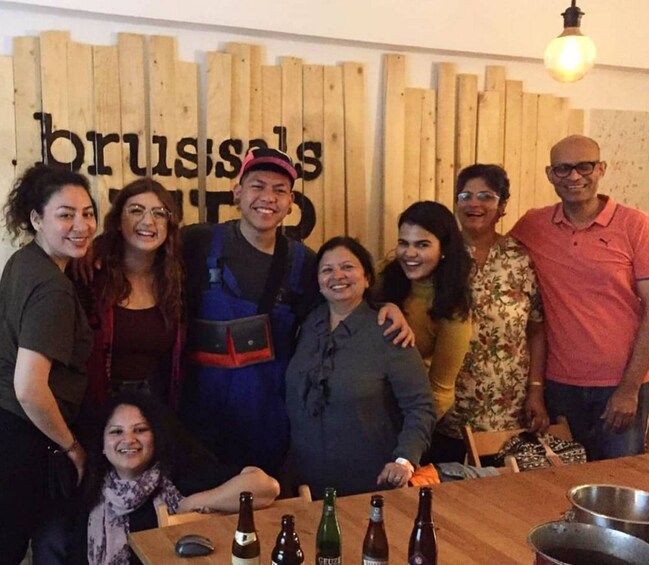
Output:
top-left (103, 404), bottom-right (155, 480)
top-left (396, 223), bottom-right (442, 282)
top-left (456, 177), bottom-right (505, 235)
top-left (318, 245), bottom-right (369, 310)
top-left (233, 169), bottom-right (294, 238)
top-left (546, 136), bottom-right (606, 206)
top-left (120, 191), bottom-right (169, 255)
top-left (30, 184), bottom-right (97, 271)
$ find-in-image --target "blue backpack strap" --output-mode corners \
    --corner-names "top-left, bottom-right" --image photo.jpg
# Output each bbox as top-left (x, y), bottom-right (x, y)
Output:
top-left (207, 223), bottom-right (242, 296)
top-left (287, 241), bottom-right (306, 293)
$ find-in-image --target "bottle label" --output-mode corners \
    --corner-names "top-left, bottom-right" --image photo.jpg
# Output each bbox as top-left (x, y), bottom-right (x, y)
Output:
top-left (370, 507), bottom-right (383, 522)
top-left (317, 558), bottom-right (342, 565)
top-left (408, 554), bottom-right (432, 565)
top-left (234, 531), bottom-right (258, 546)
top-left (362, 557), bottom-right (388, 565)
top-left (232, 557), bottom-right (260, 565)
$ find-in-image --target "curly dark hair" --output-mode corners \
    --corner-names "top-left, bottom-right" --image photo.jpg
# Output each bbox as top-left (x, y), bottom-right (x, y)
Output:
top-left (97, 178), bottom-right (182, 326)
top-left (315, 236), bottom-right (377, 305)
top-left (379, 201), bottom-right (471, 321)
top-left (456, 163), bottom-right (510, 202)
top-left (83, 392), bottom-right (174, 508)
top-left (3, 164), bottom-right (94, 240)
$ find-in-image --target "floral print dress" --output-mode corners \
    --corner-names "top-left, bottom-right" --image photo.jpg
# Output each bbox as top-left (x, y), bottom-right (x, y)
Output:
top-left (437, 236), bottom-right (542, 439)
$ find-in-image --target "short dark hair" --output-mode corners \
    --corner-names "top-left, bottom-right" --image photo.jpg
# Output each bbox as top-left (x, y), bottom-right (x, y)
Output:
top-left (316, 236), bottom-right (376, 302)
top-left (456, 164), bottom-right (510, 203)
top-left (3, 164), bottom-right (94, 240)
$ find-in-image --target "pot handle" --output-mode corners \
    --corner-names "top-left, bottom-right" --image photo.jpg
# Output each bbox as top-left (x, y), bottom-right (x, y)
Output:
top-left (562, 508), bottom-right (576, 522)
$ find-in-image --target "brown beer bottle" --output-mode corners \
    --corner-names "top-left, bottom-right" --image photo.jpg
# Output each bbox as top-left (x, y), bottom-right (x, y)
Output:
top-left (361, 495), bottom-right (388, 565)
top-left (407, 487), bottom-right (438, 565)
top-left (232, 491), bottom-right (260, 565)
top-left (271, 514), bottom-right (305, 565)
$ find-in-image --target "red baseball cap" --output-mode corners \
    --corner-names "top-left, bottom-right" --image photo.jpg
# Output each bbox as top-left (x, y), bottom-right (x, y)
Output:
top-left (239, 147), bottom-right (298, 187)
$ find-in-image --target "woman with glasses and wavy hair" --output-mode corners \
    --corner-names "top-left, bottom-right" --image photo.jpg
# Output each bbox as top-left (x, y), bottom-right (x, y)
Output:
top-left (435, 163), bottom-right (549, 462)
top-left (80, 178), bottom-right (184, 411)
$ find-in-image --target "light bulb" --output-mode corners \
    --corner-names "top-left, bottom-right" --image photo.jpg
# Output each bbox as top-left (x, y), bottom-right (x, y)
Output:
top-left (544, 28), bottom-right (597, 82)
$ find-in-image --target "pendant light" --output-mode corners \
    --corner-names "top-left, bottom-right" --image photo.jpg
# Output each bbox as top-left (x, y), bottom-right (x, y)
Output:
top-left (544, 1), bottom-right (597, 83)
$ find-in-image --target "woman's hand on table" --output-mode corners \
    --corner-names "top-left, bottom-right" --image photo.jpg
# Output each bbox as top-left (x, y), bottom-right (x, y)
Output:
top-left (376, 461), bottom-right (413, 488)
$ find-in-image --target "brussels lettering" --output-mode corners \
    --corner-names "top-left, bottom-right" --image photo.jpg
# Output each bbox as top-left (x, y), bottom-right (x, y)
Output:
top-left (33, 113), bottom-right (322, 236)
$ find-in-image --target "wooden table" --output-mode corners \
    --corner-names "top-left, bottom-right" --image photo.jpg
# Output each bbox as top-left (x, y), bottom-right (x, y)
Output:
top-left (130, 454), bottom-right (649, 564)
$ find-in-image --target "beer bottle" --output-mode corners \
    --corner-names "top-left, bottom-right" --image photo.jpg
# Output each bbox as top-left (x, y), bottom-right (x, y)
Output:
top-left (361, 495), bottom-right (388, 565)
top-left (407, 487), bottom-right (438, 565)
top-left (271, 514), bottom-right (305, 565)
top-left (316, 487), bottom-right (342, 565)
top-left (232, 491), bottom-right (260, 565)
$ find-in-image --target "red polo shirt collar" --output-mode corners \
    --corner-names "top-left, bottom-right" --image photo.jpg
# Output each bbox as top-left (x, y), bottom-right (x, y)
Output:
top-left (552, 195), bottom-right (617, 228)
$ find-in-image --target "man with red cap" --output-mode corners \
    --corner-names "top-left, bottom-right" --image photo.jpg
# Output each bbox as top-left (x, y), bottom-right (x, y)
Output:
top-left (181, 148), bottom-right (411, 478)
top-left (181, 147), bottom-right (314, 477)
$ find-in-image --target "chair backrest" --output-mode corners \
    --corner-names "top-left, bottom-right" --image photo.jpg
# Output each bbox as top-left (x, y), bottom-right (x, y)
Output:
top-left (272, 484), bottom-right (313, 507)
top-left (156, 504), bottom-right (210, 528)
top-left (463, 416), bottom-right (573, 468)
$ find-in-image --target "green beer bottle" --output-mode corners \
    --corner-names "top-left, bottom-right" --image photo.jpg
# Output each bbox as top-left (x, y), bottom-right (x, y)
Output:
top-left (316, 487), bottom-right (342, 565)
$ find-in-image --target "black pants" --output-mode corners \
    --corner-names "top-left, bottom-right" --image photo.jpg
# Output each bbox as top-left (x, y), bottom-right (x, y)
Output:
top-left (0, 409), bottom-right (49, 565)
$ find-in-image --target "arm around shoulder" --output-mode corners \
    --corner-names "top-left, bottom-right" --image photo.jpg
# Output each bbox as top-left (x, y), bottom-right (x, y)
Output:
top-left (383, 343), bottom-right (436, 463)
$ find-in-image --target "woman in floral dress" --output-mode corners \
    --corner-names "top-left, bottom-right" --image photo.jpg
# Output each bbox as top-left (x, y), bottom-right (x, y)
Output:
top-left (435, 164), bottom-right (549, 462)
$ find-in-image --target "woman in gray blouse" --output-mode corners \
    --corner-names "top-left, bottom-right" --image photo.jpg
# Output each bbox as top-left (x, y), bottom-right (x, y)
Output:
top-left (285, 237), bottom-right (435, 498)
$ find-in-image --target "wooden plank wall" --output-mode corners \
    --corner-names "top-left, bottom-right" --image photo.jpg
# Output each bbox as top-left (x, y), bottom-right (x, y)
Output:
top-left (590, 109), bottom-right (649, 212)
top-left (2, 32), bottom-right (591, 263)
top-left (1, 31), bottom-right (371, 245)
top-left (392, 61), bottom-right (586, 256)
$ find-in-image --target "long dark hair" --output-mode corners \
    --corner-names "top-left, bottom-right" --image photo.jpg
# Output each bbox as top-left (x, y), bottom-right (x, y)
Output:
top-left (316, 236), bottom-right (377, 305)
top-left (3, 164), bottom-right (93, 240)
top-left (98, 178), bottom-right (182, 326)
top-left (379, 201), bottom-right (471, 321)
top-left (84, 392), bottom-right (173, 508)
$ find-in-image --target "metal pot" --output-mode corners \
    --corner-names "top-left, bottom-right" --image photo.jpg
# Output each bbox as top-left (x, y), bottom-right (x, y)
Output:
top-left (566, 484), bottom-right (649, 543)
top-left (528, 521), bottom-right (649, 565)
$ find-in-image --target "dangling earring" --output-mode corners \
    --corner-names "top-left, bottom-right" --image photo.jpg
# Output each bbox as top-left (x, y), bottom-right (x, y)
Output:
top-left (441, 254), bottom-right (446, 260)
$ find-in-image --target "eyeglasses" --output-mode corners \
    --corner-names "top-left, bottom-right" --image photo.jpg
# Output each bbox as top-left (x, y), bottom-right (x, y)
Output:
top-left (125, 204), bottom-right (171, 222)
top-left (549, 161), bottom-right (600, 178)
top-left (456, 191), bottom-right (501, 203)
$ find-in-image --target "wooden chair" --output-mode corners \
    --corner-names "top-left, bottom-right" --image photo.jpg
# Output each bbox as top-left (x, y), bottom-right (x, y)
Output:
top-left (273, 484), bottom-right (312, 507)
top-left (462, 416), bottom-right (573, 471)
top-left (156, 504), bottom-right (209, 528)
top-left (156, 485), bottom-right (313, 527)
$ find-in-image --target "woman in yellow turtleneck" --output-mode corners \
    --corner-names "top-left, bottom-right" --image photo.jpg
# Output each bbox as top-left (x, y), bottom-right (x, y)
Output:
top-left (378, 201), bottom-right (473, 420)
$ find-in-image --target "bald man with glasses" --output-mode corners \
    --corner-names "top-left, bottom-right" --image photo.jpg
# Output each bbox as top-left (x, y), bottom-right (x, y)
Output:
top-left (511, 134), bottom-right (649, 461)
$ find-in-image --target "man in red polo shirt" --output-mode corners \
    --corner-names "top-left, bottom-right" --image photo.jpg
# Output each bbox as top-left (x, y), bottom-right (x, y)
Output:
top-left (511, 134), bottom-right (649, 460)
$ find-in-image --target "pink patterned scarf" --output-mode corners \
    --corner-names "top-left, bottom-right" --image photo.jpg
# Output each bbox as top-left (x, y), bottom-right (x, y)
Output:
top-left (87, 463), bottom-right (182, 564)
